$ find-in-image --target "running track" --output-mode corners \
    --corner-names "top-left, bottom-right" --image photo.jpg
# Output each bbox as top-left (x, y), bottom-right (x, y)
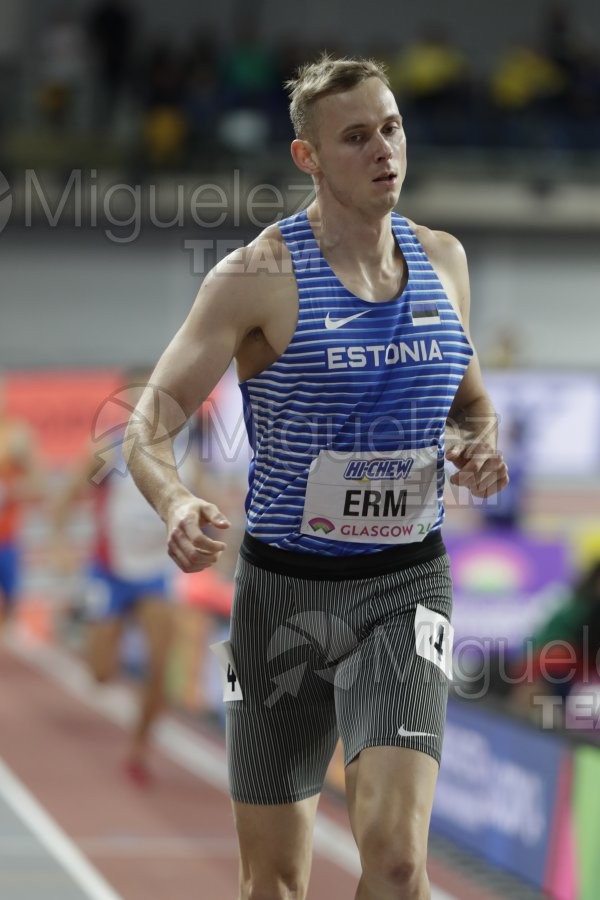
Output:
top-left (0, 634), bottom-right (510, 900)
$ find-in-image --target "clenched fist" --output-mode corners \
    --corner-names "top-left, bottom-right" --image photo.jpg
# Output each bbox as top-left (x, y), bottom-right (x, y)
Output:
top-left (445, 441), bottom-right (509, 498)
top-left (166, 498), bottom-right (231, 572)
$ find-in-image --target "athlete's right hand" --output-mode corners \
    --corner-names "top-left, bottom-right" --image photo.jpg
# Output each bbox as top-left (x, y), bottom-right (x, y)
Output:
top-left (166, 498), bottom-right (231, 572)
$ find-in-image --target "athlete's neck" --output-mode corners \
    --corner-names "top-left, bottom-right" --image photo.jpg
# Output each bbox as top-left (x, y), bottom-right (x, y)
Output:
top-left (307, 203), bottom-right (399, 276)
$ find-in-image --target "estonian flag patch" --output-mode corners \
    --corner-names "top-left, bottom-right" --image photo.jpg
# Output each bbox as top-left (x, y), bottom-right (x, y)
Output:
top-left (411, 300), bottom-right (441, 326)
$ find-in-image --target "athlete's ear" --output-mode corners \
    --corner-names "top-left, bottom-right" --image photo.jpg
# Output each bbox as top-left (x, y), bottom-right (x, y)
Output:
top-left (291, 138), bottom-right (319, 175)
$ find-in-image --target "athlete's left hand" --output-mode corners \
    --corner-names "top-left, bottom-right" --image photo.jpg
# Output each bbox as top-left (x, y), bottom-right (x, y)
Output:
top-left (446, 441), bottom-right (509, 498)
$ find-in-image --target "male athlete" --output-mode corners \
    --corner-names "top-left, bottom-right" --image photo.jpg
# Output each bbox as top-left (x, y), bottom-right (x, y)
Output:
top-left (125, 56), bottom-right (508, 899)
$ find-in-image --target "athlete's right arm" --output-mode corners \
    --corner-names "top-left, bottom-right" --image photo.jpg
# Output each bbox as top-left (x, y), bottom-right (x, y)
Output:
top-left (124, 243), bottom-right (270, 573)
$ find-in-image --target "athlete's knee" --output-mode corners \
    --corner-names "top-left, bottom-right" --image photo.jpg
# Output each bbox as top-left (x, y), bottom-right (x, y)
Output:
top-left (88, 650), bottom-right (117, 683)
top-left (358, 826), bottom-right (427, 895)
top-left (90, 664), bottom-right (113, 684)
top-left (240, 869), bottom-right (308, 900)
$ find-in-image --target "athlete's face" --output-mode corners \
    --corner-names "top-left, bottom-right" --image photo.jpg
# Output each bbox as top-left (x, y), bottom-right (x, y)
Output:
top-left (309, 78), bottom-right (406, 215)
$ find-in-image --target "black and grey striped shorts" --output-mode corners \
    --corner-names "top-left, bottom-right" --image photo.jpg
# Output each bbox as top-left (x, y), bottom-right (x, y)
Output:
top-left (226, 532), bottom-right (453, 805)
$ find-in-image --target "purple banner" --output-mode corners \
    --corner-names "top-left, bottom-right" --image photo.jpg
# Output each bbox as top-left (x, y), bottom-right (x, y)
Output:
top-left (445, 529), bottom-right (570, 650)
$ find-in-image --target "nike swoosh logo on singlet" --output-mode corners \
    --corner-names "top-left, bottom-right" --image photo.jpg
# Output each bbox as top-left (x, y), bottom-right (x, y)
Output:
top-left (324, 310), bottom-right (371, 330)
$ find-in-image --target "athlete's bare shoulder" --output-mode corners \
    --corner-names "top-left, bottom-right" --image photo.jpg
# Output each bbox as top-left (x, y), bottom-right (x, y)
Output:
top-left (206, 222), bottom-right (292, 287)
top-left (404, 218), bottom-right (467, 270)
top-left (404, 218), bottom-right (470, 322)
top-left (188, 222), bottom-right (293, 331)
top-left (189, 221), bottom-right (298, 379)
top-left (248, 222), bottom-right (291, 265)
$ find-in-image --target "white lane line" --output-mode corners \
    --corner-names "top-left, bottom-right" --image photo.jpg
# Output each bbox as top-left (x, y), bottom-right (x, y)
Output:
top-left (0, 756), bottom-right (122, 900)
top-left (9, 637), bottom-right (456, 899)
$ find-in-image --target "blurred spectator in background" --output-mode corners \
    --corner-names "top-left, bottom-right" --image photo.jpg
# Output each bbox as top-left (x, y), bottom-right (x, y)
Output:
top-left (10, 5), bottom-right (600, 166)
top-left (489, 41), bottom-right (569, 149)
top-left (183, 30), bottom-right (222, 163)
top-left (270, 38), bottom-right (309, 141)
top-left (541, 3), bottom-right (600, 150)
top-left (87, 0), bottom-right (136, 129)
top-left (388, 25), bottom-right (473, 146)
top-left (569, 48), bottom-right (600, 149)
top-left (221, 18), bottom-right (275, 111)
top-left (140, 42), bottom-right (188, 168)
top-left (542, 2), bottom-right (578, 73)
top-left (0, 381), bottom-right (45, 633)
top-left (51, 372), bottom-right (198, 785)
top-left (481, 414), bottom-right (528, 530)
top-left (508, 560), bottom-right (600, 727)
top-left (217, 18), bottom-right (275, 156)
top-left (38, 5), bottom-right (88, 131)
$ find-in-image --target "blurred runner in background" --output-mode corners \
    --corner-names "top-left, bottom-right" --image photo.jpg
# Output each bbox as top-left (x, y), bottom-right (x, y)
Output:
top-left (52, 371), bottom-right (200, 786)
top-left (0, 379), bottom-right (45, 633)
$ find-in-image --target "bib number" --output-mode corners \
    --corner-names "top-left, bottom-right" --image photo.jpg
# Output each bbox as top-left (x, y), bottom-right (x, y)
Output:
top-left (300, 447), bottom-right (439, 544)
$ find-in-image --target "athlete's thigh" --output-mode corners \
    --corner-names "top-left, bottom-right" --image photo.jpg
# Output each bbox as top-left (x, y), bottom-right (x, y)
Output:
top-left (234, 794), bottom-right (319, 889)
top-left (227, 558), bottom-right (338, 805)
top-left (336, 554), bottom-right (453, 768)
top-left (345, 744), bottom-right (439, 854)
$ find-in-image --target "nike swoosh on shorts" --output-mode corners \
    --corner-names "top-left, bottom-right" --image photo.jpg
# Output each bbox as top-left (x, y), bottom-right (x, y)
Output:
top-left (397, 725), bottom-right (438, 739)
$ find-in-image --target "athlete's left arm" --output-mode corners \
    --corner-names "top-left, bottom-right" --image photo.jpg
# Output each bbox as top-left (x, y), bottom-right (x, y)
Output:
top-left (424, 228), bottom-right (509, 499)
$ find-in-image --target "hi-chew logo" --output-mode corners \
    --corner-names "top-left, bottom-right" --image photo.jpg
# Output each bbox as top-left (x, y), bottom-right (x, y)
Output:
top-left (308, 517), bottom-right (335, 534)
top-left (344, 458), bottom-right (414, 481)
top-left (0, 172), bottom-right (13, 233)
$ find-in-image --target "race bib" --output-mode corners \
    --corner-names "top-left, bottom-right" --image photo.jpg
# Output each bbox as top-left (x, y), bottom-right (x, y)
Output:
top-left (300, 447), bottom-right (438, 544)
top-left (209, 639), bottom-right (243, 702)
top-left (414, 604), bottom-right (454, 680)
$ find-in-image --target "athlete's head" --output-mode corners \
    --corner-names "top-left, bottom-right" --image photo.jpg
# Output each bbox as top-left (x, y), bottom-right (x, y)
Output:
top-left (286, 54), bottom-right (391, 144)
top-left (287, 55), bottom-right (406, 215)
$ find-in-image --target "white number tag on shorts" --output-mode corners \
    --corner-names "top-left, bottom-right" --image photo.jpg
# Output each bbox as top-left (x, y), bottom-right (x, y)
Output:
top-left (414, 604), bottom-right (454, 681)
top-left (209, 639), bottom-right (243, 701)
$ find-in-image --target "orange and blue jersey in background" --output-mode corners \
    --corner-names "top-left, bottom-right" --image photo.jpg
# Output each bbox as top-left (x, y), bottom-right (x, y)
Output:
top-left (0, 459), bottom-right (23, 606)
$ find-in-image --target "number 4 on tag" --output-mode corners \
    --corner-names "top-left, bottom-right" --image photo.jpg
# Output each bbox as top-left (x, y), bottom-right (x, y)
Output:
top-left (414, 604), bottom-right (454, 680)
top-left (227, 663), bottom-right (237, 691)
top-left (209, 639), bottom-right (244, 701)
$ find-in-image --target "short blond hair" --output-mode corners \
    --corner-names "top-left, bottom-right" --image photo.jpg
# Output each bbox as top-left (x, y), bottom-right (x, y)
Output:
top-left (286, 53), bottom-right (390, 141)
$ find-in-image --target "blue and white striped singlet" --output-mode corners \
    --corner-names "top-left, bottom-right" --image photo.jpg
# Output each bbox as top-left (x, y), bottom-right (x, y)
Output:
top-left (239, 210), bottom-right (473, 556)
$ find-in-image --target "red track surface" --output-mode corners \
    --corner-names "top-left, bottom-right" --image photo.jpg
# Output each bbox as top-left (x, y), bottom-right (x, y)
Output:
top-left (0, 646), bottom-right (360, 900)
top-left (0, 640), bottom-right (512, 900)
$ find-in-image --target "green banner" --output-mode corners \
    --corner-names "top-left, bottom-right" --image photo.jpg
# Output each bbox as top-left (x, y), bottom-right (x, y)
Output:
top-left (574, 745), bottom-right (600, 900)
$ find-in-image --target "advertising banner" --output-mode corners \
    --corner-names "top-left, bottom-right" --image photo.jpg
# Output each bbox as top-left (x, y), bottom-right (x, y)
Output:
top-left (6, 370), bottom-right (121, 466)
top-left (445, 530), bottom-right (571, 652)
top-left (432, 699), bottom-right (568, 887)
top-left (572, 746), bottom-right (600, 900)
